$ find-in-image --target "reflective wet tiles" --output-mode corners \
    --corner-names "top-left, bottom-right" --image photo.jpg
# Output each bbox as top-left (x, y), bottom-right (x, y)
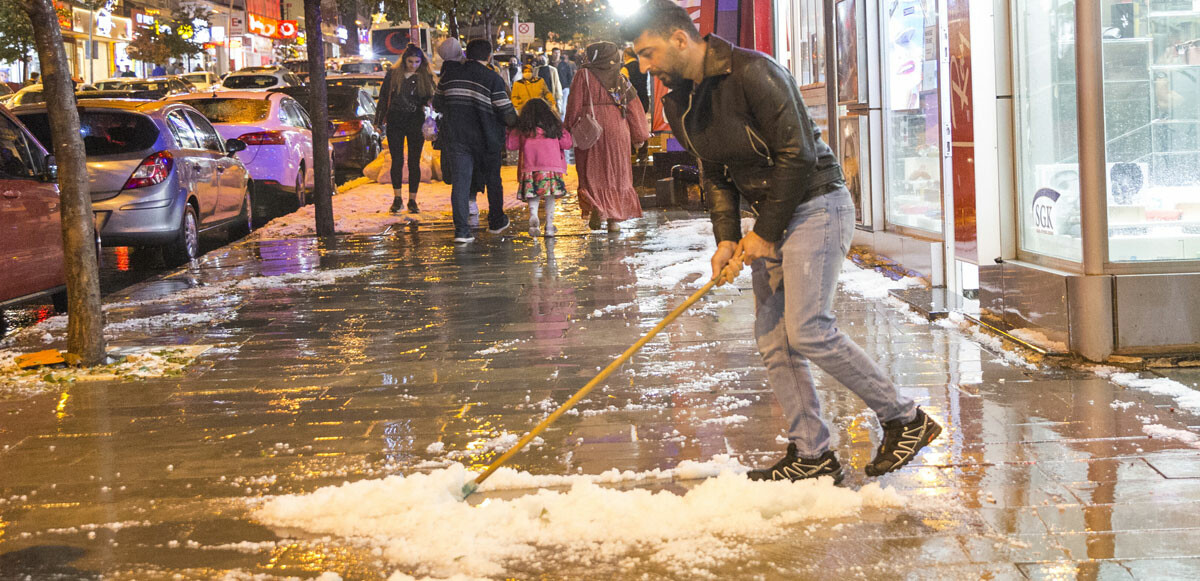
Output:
top-left (1, 211), bottom-right (1199, 580)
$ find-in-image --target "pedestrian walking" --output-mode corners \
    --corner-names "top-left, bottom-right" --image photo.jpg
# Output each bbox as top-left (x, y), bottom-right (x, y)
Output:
top-left (506, 98), bottom-right (573, 238)
top-left (377, 45), bottom-right (436, 214)
top-left (436, 38), bottom-right (465, 76)
top-left (564, 42), bottom-right (650, 233)
top-left (537, 55), bottom-right (563, 106)
top-left (25, 72), bottom-right (39, 86)
top-left (623, 0), bottom-right (942, 482)
top-left (433, 39), bottom-right (518, 243)
top-left (511, 64), bottom-right (556, 114)
top-left (151, 63), bottom-right (166, 77)
top-left (621, 47), bottom-right (651, 111)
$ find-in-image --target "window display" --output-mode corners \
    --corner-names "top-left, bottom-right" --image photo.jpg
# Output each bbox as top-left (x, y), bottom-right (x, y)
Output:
top-left (1013, 0), bottom-right (1083, 262)
top-left (1102, 0), bottom-right (1200, 261)
top-left (883, 0), bottom-right (944, 234)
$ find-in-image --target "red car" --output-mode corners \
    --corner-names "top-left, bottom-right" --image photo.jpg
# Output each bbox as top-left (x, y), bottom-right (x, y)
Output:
top-left (0, 105), bottom-right (66, 312)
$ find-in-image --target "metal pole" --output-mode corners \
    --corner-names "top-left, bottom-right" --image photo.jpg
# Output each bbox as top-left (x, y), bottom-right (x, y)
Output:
top-left (513, 10), bottom-right (520, 68)
top-left (1075, 0), bottom-right (1108, 274)
top-left (227, 0), bottom-right (234, 75)
top-left (88, 9), bottom-right (94, 83)
top-left (408, 0), bottom-right (418, 47)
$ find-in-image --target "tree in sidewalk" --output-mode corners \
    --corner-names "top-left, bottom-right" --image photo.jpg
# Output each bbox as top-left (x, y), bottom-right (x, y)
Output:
top-left (304, 0), bottom-right (335, 237)
top-left (125, 6), bottom-right (210, 71)
top-left (22, 0), bottom-right (106, 365)
top-left (0, 0), bottom-right (36, 83)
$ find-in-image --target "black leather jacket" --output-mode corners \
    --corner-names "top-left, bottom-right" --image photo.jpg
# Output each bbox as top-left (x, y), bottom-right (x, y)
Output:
top-left (662, 35), bottom-right (843, 243)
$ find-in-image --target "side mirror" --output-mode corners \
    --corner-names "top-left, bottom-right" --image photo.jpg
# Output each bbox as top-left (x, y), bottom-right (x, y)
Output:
top-left (43, 154), bottom-right (57, 182)
top-left (225, 138), bottom-right (247, 155)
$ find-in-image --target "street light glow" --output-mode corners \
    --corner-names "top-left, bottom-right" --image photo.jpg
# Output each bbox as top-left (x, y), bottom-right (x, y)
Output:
top-left (609, 0), bottom-right (641, 16)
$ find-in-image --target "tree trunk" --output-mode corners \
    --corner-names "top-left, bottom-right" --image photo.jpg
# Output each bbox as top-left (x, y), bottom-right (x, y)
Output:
top-left (23, 0), bottom-right (106, 365)
top-left (305, 0), bottom-right (335, 236)
top-left (448, 9), bottom-right (459, 39)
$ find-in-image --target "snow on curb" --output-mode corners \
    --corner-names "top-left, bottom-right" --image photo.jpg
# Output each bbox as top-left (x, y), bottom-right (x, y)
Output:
top-left (0, 345), bottom-right (211, 396)
top-left (1143, 424), bottom-right (1200, 449)
top-left (253, 460), bottom-right (904, 579)
top-left (1094, 368), bottom-right (1200, 416)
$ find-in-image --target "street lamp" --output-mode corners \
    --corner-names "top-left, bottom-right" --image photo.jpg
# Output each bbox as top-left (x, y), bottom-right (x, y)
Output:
top-left (608, 0), bottom-right (640, 16)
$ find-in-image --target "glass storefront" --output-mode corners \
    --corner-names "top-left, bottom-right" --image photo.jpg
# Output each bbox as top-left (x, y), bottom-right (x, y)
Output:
top-left (1101, 0), bottom-right (1200, 261)
top-left (1012, 0), bottom-right (1083, 262)
top-left (882, 0), bottom-right (944, 234)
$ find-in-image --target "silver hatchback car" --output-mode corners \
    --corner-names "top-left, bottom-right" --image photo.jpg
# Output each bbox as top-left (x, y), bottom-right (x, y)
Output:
top-left (15, 100), bottom-right (252, 266)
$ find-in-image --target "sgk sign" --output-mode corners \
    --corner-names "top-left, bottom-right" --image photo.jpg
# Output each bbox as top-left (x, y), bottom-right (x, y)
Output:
top-left (248, 13), bottom-right (297, 39)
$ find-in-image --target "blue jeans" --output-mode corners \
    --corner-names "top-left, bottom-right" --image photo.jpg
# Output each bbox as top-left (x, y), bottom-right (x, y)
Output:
top-left (751, 187), bottom-right (916, 458)
top-left (446, 143), bottom-right (506, 237)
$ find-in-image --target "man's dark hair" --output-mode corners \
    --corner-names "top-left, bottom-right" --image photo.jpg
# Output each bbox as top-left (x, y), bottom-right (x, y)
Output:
top-left (466, 39), bottom-right (493, 62)
top-left (620, 0), bottom-right (702, 43)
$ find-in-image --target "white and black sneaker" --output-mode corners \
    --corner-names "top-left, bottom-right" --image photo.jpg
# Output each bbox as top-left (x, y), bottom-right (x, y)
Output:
top-left (865, 407), bottom-right (941, 477)
top-left (488, 215), bottom-right (511, 235)
top-left (747, 444), bottom-right (844, 484)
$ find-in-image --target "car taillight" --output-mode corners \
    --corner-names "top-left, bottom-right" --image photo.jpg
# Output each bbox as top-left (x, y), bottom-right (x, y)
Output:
top-left (122, 151), bottom-right (173, 190)
top-left (238, 131), bottom-right (287, 145)
top-left (332, 120), bottom-right (362, 137)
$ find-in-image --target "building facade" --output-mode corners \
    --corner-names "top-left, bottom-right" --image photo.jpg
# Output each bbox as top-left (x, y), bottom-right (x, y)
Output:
top-left (757, 0), bottom-right (1200, 361)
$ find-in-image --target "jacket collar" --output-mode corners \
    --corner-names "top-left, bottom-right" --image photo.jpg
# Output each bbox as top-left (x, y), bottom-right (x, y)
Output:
top-left (700, 34), bottom-right (734, 80)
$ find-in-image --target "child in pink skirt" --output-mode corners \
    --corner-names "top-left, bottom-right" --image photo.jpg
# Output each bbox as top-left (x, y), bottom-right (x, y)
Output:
top-left (506, 98), bottom-right (573, 237)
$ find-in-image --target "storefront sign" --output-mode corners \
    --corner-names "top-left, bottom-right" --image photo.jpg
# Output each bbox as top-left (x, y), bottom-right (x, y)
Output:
top-left (249, 13), bottom-right (297, 39)
top-left (1031, 189), bottom-right (1061, 235)
top-left (336, 26), bottom-right (348, 41)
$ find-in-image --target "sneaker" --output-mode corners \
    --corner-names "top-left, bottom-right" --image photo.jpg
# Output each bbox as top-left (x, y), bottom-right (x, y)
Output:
top-left (407, 199), bottom-right (419, 214)
top-left (388, 197), bottom-right (404, 213)
top-left (488, 215), bottom-right (510, 235)
top-left (453, 234), bottom-right (475, 243)
top-left (747, 444), bottom-right (843, 483)
top-left (607, 219), bottom-right (621, 233)
top-left (468, 200), bottom-right (479, 216)
top-left (588, 212), bottom-right (602, 230)
top-left (529, 214), bottom-right (541, 237)
top-left (865, 407), bottom-right (942, 477)
top-left (544, 224), bottom-right (557, 237)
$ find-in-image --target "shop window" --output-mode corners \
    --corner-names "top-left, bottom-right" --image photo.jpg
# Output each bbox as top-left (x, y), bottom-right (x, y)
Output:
top-left (883, 0), bottom-right (944, 234)
top-left (1013, 0), bottom-right (1082, 261)
top-left (1102, 0), bottom-right (1200, 261)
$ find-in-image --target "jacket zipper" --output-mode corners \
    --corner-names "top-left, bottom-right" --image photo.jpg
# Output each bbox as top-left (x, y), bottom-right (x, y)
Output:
top-left (678, 91), bottom-right (699, 155)
top-left (746, 127), bottom-right (773, 165)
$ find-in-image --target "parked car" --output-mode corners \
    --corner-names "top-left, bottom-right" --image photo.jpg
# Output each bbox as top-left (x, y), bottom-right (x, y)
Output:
top-left (221, 66), bottom-right (303, 91)
top-left (8, 83), bottom-right (99, 107)
top-left (97, 77), bottom-right (196, 99)
top-left (334, 57), bottom-right (386, 74)
top-left (14, 99), bottom-right (252, 266)
top-left (0, 104), bottom-right (67, 312)
top-left (181, 71), bottom-right (221, 91)
top-left (327, 72), bottom-right (386, 102)
top-left (94, 78), bottom-right (129, 90)
top-left (165, 90), bottom-right (314, 221)
top-left (274, 86), bottom-right (381, 180)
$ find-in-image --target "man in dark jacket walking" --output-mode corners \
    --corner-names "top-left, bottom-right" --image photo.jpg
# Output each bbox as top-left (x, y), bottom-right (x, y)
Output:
top-left (433, 39), bottom-right (518, 242)
top-left (623, 0), bottom-right (941, 483)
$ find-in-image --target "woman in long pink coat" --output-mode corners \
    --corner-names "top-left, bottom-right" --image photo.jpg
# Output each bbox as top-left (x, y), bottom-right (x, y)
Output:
top-left (565, 42), bottom-right (650, 232)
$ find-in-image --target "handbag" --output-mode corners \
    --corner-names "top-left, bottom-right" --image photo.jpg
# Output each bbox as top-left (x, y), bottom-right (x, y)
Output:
top-left (422, 110), bottom-right (439, 141)
top-left (571, 70), bottom-right (603, 150)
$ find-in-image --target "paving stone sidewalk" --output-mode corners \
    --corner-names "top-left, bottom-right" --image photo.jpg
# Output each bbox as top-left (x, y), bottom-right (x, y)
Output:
top-left (1, 208), bottom-right (1199, 580)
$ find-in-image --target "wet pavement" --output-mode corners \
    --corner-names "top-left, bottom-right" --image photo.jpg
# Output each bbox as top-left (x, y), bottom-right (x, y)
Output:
top-left (1, 204), bottom-right (1200, 580)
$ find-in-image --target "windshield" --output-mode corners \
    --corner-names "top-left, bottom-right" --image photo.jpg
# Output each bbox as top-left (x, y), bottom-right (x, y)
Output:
top-left (118, 81), bottom-right (169, 92)
top-left (223, 75), bottom-right (280, 89)
top-left (95, 80), bottom-right (125, 90)
top-left (182, 74), bottom-right (210, 83)
top-left (14, 91), bottom-right (44, 106)
top-left (18, 111), bottom-right (159, 156)
top-left (329, 78), bottom-right (383, 99)
top-left (185, 98), bottom-right (271, 123)
top-left (339, 62), bottom-right (383, 74)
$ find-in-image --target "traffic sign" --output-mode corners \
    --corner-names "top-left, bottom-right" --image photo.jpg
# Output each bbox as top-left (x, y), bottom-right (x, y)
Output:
top-left (516, 22), bottom-right (535, 43)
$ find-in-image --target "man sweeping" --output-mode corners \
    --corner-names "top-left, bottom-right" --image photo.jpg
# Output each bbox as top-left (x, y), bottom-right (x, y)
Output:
top-left (622, 0), bottom-right (941, 483)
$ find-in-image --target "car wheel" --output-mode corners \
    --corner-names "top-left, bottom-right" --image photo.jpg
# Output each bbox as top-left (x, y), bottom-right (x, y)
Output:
top-left (163, 204), bottom-right (199, 267)
top-left (296, 165), bottom-right (307, 209)
top-left (230, 190), bottom-right (253, 241)
top-left (50, 289), bottom-right (68, 313)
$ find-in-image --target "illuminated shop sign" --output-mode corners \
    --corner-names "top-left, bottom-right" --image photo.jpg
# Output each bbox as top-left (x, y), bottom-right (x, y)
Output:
top-left (248, 13), bottom-right (298, 39)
